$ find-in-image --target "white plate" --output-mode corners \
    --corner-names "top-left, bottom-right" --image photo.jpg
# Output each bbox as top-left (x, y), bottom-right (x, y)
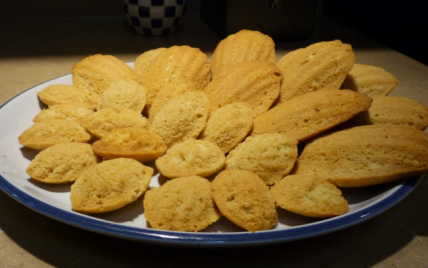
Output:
top-left (0, 72), bottom-right (421, 246)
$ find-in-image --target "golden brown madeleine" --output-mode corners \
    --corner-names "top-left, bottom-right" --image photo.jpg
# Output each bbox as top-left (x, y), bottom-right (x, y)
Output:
top-left (137, 45), bottom-right (211, 112)
top-left (33, 104), bottom-right (94, 123)
top-left (144, 176), bottom-right (221, 232)
top-left (199, 102), bottom-right (253, 154)
top-left (18, 119), bottom-right (91, 150)
top-left (225, 133), bottom-right (298, 186)
top-left (148, 79), bottom-right (199, 120)
top-left (133, 47), bottom-right (167, 78)
top-left (150, 91), bottom-right (210, 148)
top-left (276, 40), bottom-right (355, 103)
top-left (292, 125), bottom-right (428, 187)
top-left (252, 89), bottom-right (372, 142)
top-left (341, 63), bottom-right (398, 97)
top-left (211, 170), bottom-right (278, 232)
top-left (347, 96), bottom-right (428, 130)
top-left (26, 142), bottom-right (100, 184)
top-left (72, 54), bottom-right (136, 95)
top-left (155, 139), bottom-right (225, 179)
top-left (92, 128), bottom-right (167, 163)
top-left (210, 29), bottom-right (276, 78)
top-left (37, 84), bottom-right (98, 110)
top-left (96, 79), bottom-right (147, 113)
top-left (70, 158), bottom-right (153, 214)
top-left (79, 107), bottom-right (150, 139)
top-left (270, 175), bottom-right (349, 218)
top-left (203, 61), bottom-right (282, 118)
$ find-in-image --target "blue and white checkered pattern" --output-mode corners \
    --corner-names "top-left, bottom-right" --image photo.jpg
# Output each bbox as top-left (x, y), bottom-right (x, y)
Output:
top-left (124, 0), bottom-right (186, 36)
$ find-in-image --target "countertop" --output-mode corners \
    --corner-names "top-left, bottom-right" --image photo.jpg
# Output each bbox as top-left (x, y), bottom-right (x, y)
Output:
top-left (1, 14), bottom-right (428, 267)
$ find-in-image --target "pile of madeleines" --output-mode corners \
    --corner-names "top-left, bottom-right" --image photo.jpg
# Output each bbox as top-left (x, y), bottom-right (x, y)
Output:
top-left (18, 29), bottom-right (428, 233)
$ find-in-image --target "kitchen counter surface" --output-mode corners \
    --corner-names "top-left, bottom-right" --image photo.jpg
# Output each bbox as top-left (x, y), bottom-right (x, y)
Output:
top-left (1, 14), bottom-right (428, 267)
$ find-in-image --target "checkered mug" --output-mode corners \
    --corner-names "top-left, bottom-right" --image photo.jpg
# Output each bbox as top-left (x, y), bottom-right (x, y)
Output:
top-left (123, 0), bottom-right (186, 36)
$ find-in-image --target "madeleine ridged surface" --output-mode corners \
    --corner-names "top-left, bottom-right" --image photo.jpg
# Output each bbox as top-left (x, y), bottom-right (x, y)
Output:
top-left (144, 176), bottom-right (221, 232)
top-left (348, 96), bottom-right (428, 130)
top-left (211, 170), bottom-right (278, 232)
top-left (292, 125), bottom-right (428, 187)
top-left (276, 40), bottom-right (355, 103)
top-left (210, 29), bottom-right (276, 78)
top-left (341, 64), bottom-right (398, 97)
top-left (270, 175), bottom-right (349, 218)
top-left (203, 61), bottom-right (282, 118)
top-left (137, 45), bottom-right (211, 111)
top-left (72, 54), bottom-right (136, 95)
top-left (134, 47), bottom-right (167, 78)
top-left (252, 89), bottom-right (372, 142)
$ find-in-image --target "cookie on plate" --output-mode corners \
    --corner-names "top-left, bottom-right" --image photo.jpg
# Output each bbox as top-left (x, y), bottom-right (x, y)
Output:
top-left (92, 127), bottom-right (167, 163)
top-left (72, 54), bottom-right (137, 95)
top-left (270, 175), bottom-right (349, 218)
top-left (341, 63), bottom-right (398, 97)
top-left (347, 96), bottom-right (428, 130)
top-left (209, 29), bottom-right (276, 78)
top-left (134, 47), bottom-right (167, 78)
top-left (150, 91), bottom-right (210, 148)
top-left (19, 119), bottom-right (91, 150)
top-left (211, 169), bottom-right (278, 232)
top-left (276, 40), bottom-right (355, 103)
top-left (292, 125), bottom-right (428, 187)
top-left (251, 89), bottom-right (372, 142)
top-left (26, 142), bottom-right (100, 184)
top-left (199, 102), bottom-right (253, 154)
top-left (148, 79), bottom-right (199, 120)
top-left (203, 60), bottom-right (282, 118)
top-left (79, 107), bottom-right (150, 139)
top-left (137, 45), bottom-right (211, 111)
top-left (155, 139), bottom-right (225, 179)
top-left (225, 133), bottom-right (298, 186)
top-left (143, 176), bottom-right (221, 232)
top-left (96, 79), bottom-right (147, 113)
top-left (37, 84), bottom-right (98, 110)
top-left (33, 104), bottom-right (94, 123)
top-left (70, 158), bottom-right (153, 213)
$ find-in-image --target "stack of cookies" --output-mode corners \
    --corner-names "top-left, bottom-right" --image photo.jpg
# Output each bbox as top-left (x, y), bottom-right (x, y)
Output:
top-left (18, 29), bottom-right (428, 233)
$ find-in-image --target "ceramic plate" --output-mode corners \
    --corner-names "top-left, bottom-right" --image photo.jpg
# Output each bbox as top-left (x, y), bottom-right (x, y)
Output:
top-left (0, 72), bottom-right (421, 246)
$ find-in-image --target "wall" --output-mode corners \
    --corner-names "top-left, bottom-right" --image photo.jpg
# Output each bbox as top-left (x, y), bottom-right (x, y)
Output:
top-left (0, 0), bottom-right (201, 19)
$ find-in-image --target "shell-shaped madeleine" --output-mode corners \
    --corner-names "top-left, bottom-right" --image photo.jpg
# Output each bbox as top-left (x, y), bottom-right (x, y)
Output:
top-left (72, 54), bottom-right (137, 95)
top-left (134, 47), bottom-right (167, 78)
top-left (347, 96), bottom-right (428, 130)
top-left (203, 61), bottom-right (282, 118)
top-left (341, 63), bottom-right (398, 97)
top-left (210, 29), bottom-right (276, 78)
top-left (292, 125), bottom-right (428, 187)
top-left (276, 40), bottom-right (355, 103)
top-left (37, 84), bottom-right (98, 110)
top-left (137, 45), bottom-right (211, 111)
top-left (252, 89), bottom-right (372, 142)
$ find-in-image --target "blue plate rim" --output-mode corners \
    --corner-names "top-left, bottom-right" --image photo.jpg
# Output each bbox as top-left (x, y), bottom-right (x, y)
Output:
top-left (0, 162), bottom-right (420, 246)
